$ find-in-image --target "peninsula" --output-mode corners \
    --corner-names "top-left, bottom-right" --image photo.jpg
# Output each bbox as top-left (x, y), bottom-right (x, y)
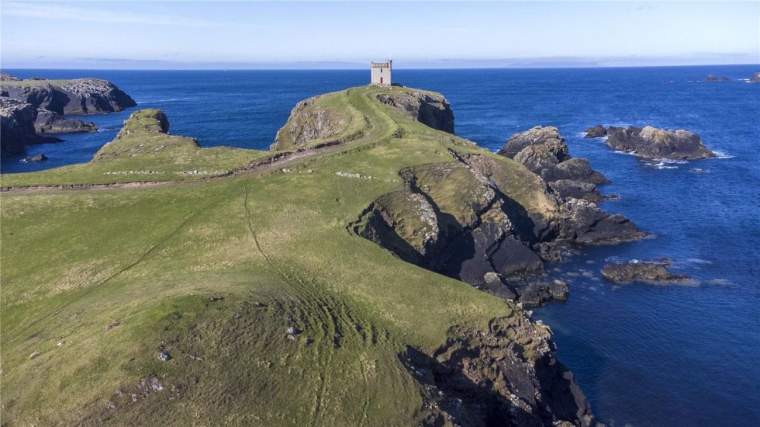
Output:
top-left (0, 85), bottom-right (634, 426)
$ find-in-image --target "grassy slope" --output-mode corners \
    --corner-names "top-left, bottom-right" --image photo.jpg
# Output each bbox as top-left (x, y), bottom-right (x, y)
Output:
top-left (1, 86), bottom-right (539, 425)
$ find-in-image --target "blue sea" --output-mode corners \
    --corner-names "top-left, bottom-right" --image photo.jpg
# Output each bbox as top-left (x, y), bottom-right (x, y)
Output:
top-left (3, 66), bottom-right (760, 425)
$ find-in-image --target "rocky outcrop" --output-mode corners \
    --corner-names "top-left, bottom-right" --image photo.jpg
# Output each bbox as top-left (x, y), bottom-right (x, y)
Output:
top-left (1, 77), bottom-right (136, 115)
top-left (601, 259), bottom-right (691, 285)
top-left (1, 98), bottom-right (43, 154)
top-left (272, 94), bottom-right (360, 151)
top-left (94, 109), bottom-right (190, 161)
top-left (705, 75), bottom-right (730, 82)
top-left (499, 126), bottom-right (569, 160)
top-left (499, 126), bottom-right (607, 202)
top-left (352, 148), bottom-right (644, 306)
top-left (750, 72), bottom-right (760, 83)
top-left (584, 125), bottom-right (606, 138)
top-left (402, 315), bottom-right (596, 426)
top-left (376, 89), bottom-right (454, 133)
top-left (34, 109), bottom-right (96, 134)
top-left (606, 126), bottom-right (715, 160)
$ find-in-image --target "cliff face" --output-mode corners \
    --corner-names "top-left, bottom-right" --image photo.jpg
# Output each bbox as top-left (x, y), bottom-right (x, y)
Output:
top-left (0, 75), bottom-right (136, 154)
top-left (403, 315), bottom-right (595, 426)
top-left (0, 98), bottom-right (39, 153)
top-left (1, 78), bottom-right (136, 115)
top-left (375, 89), bottom-right (455, 133)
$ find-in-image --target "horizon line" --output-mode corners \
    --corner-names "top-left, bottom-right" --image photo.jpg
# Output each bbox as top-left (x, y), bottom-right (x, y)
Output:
top-left (3, 62), bottom-right (759, 72)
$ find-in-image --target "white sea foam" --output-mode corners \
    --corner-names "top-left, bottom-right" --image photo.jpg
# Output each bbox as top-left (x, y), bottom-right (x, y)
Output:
top-left (712, 150), bottom-right (735, 159)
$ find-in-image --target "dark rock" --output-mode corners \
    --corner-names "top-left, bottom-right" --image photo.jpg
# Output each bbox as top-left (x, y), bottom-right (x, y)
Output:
top-left (401, 316), bottom-right (596, 426)
top-left (375, 89), bottom-right (454, 133)
top-left (601, 259), bottom-right (691, 285)
top-left (549, 179), bottom-right (601, 202)
top-left (34, 109), bottom-right (96, 134)
top-left (751, 72), bottom-right (760, 83)
top-left (705, 74), bottom-right (730, 82)
top-left (489, 236), bottom-right (544, 277)
top-left (158, 351), bottom-right (171, 361)
top-left (557, 198), bottom-right (647, 245)
top-left (0, 98), bottom-right (38, 153)
top-left (21, 153), bottom-right (47, 163)
top-left (584, 125), bottom-right (607, 138)
top-left (606, 125), bottom-right (715, 160)
top-left (549, 158), bottom-right (609, 185)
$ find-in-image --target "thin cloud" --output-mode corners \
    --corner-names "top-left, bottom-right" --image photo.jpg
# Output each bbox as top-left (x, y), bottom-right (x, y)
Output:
top-left (2, 1), bottom-right (218, 27)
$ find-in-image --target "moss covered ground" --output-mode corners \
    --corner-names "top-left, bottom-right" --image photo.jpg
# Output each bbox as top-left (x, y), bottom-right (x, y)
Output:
top-left (1, 86), bottom-right (534, 425)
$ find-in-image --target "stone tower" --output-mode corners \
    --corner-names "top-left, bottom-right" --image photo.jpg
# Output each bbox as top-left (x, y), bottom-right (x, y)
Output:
top-left (370, 60), bottom-right (392, 86)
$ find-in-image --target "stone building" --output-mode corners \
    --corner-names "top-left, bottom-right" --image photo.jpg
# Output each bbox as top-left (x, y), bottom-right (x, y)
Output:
top-left (370, 60), bottom-right (392, 86)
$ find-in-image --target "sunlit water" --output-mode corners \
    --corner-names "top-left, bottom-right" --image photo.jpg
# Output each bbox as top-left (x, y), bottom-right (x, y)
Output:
top-left (3, 66), bottom-right (759, 425)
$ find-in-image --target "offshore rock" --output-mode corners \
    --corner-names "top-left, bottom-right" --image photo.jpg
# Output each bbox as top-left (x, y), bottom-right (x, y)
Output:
top-left (584, 125), bottom-right (607, 138)
top-left (601, 259), bottom-right (691, 285)
top-left (606, 125), bottom-right (715, 160)
top-left (751, 72), bottom-right (760, 83)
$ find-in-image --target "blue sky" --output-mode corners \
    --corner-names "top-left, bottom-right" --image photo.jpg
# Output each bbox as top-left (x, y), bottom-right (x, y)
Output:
top-left (2, 1), bottom-right (758, 69)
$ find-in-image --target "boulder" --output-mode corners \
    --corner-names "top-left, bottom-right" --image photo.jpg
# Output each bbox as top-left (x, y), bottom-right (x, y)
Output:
top-left (750, 72), bottom-right (760, 83)
top-left (601, 259), bottom-right (691, 285)
top-left (606, 125), bottom-right (715, 160)
top-left (584, 124), bottom-right (607, 138)
top-left (376, 89), bottom-right (454, 133)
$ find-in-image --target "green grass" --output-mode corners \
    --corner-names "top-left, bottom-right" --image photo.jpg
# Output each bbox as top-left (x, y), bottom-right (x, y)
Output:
top-left (1, 109), bottom-right (267, 187)
top-left (1, 85), bottom-right (530, 425)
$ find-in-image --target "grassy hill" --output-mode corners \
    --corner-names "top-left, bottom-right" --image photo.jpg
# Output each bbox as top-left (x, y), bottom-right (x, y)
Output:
top-left (1, 86), bottom-right (590, 426)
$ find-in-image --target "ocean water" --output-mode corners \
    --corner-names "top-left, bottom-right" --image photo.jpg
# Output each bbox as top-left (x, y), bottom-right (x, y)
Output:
top-left (3, 66), bottom-right (760, 425)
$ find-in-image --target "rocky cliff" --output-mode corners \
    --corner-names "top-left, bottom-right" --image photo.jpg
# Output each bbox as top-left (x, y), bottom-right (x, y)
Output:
top-left (1, 77), bottom-right (136, 115)
top-left (500, 126), bottom-right (608, 202)
top-left (0, 98), bottom-right (40, 153)
top-left (403, 316), bottom-right (595, 426)
top-left (0, 75), bottom-right (135, 155)
top-left (375, 88), bottom-right (455, 133)
top-left (350, 117), bottom-right (643, 307)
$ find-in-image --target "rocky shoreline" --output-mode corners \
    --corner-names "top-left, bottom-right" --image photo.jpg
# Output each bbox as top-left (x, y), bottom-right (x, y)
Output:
top-left (0, 73), bottom-right (135, 155)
